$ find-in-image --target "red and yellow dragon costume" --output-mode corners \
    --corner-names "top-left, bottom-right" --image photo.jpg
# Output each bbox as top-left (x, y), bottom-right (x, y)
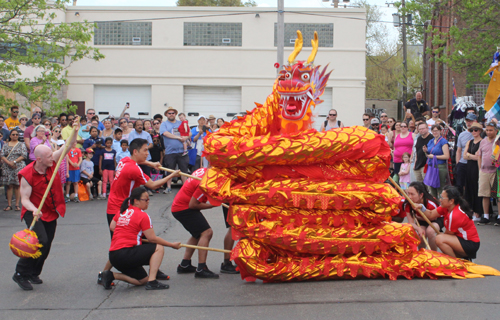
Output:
top-left (200, 31), bottom-right (500, 282)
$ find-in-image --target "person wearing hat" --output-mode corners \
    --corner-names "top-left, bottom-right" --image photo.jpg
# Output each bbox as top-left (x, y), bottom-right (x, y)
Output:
top-left (476, 122), bottom-right (498, 225)
top-left (160, 107), bottom-right (189, 193)
top-left (5, 106), bottom-right (20, 131)
top-left (15, 114), bottom-right (28, 143)
top-left (207, 115), bottom-right (216, 127)
top-left (462, 122), bottom-right (483, 222)
top-left (455, 113), bottom-right (478, 196)
top-left (423, 123), bottom-right (450, 197)
top-left (369, 118), bottom-right (380, 133)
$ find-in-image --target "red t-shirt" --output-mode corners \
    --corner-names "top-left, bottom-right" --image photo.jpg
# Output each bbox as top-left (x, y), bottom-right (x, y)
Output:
top-left (67, 148), bottom-right (82, 171)
top-left (401, 199), bottom-right (438, 221)
top-left (178, 120), bottom-right (190, 137)
top-left (436, 205), bottom-right (480, 242)
top-left (171, 168), bottom-right (207, 212)
top-left (106, 157), bottom-right (150, 215)
top-left (109, 206), bottom-right (153, 251)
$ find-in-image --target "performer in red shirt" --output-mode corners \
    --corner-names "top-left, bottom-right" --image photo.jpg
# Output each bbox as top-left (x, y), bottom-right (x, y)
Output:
top-left (13, 119), bottom-right (80, 291)
top-left (171, 167), bottom-right (219, 278)
top-left (418, 185), bottom-right (480, 260)
top-left (99, 138), bottom-right (179, 284)
top-left (101, 187), bottom-right (181, 290)
top-left (401, 182), bottom-right (443, 251)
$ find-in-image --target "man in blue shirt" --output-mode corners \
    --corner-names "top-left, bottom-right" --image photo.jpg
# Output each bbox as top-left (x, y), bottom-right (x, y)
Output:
top-left (128, 120), bottom-right (154, 195)
top-left (86, 108), bottom-right (104, 131)
top-left (159, 107), bottom-right (189, 193)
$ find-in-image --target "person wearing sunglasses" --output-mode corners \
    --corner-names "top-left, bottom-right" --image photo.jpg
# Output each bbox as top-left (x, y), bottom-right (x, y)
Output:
top-left (101, 186), bottom-right (181, 291)
top-left (5, 106), bottom-right (20, 130)
top-left (462, 122), bottom-right (483, 223)
top-left (423, 124), bottom-right (450, 198)
top-left (14, 114), bottom-right (28, 143)
top-left (320, 109), bottom-right (344, 132)
top-left (394, 122), bottom-right (414, 178)
top-left (1, 129), bottom-right (27, 212)
top-left (426, 106), bottom-right (443, 129)
top-left (86, 108), bottom-right (104, 131)
top-left (362, 113), bottom-right (371, 129)
top-left (118, 117), bottom-right (133, 140)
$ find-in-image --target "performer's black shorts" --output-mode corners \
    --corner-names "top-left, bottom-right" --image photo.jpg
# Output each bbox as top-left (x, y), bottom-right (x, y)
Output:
top-left (458, 237), bottom-right (480, 260)
top-left (109, 243), bottom-right (157, 280)
top-left (222, 204), bottom-right (230, 228)
top-left (172, 209), bottom-right (210, 239)
top-left (416, 216), bottom-right (444, 231)
top-left (107, 213), bottom-right (115, 239)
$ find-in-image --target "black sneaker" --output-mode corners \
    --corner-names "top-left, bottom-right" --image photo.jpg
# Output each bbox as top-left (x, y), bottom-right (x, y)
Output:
top-left (101, 271), bottom-right (113, 290)
top-left (26, 275), bottom-right (43, 284)
top-left (477, 217), bottom-right (491, 225)
top-left (493, 217), bottom-right (500, 226)
top-left (97, 271), bottom-right (102, 285)
top-left (220, 262), bottom-right (240, 274)
top-left (156, 270), bottom-right (170, 280)
top-left (195, 267), bottom-right (219, 279)
top-left (12, 273), bottom-right (33, 291)
top-left (145, 280), bottom-right (170, 290)
top-left (177, 264), bottom-right (197, 274)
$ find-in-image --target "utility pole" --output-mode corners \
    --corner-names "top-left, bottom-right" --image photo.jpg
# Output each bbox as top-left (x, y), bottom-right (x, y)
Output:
top-left (333, 0), bottom-right (339, 8)
top-left (401, 0), bottom-right (408, 104)
top-left (277, 0), bottom-right (284, 74)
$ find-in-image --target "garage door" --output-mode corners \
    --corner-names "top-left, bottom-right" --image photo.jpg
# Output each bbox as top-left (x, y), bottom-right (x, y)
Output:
top-left (184, 86), bottom-right (241, 125)
top-left (94, 85), bottom-right (151, 119)
top-left (312, 87), bottom-right (332, 131)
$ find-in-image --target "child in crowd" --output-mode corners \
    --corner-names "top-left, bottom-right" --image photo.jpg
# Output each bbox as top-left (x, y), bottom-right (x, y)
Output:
top-left (57, 141), bottom-right (69, 200)
top-left (66, 141), bottom-right (82, 202)
top-left (112, 128), bottom-right (123, 153)
top-left (100, 137), bottom-right (116, 198)
top-left (399, 152), bottom-right (411, 190)
top-left (178, 113), bottom-right (190, 156)
top-left (80, 148), bottom-right (103, 200)
top-left (115, 139), bottom-right (130, 165)
top-left (79, 117), bottom-right (91, 140)
top-left (150, 134), bottom-right (165, 193)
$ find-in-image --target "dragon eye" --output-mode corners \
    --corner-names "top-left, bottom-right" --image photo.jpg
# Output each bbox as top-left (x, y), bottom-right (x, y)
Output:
top-left (301, 73), bottom-right (310, 81)
top-left (285, 72), bottom-right (292, 79)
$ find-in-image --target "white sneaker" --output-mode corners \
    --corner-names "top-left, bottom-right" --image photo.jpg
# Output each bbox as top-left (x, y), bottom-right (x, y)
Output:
top-left (163, 188), bottom-right (172, 194)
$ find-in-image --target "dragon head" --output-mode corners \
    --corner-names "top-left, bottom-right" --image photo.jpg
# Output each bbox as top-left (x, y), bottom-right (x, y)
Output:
top-left (277, 31), bottom-right (331, 133)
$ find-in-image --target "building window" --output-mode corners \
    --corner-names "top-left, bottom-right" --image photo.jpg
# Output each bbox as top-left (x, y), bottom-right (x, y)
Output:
top-left (274, 23), bottom-right (334, 47)
top-left (184, 23), bottom-right (242, 47)
top-left (94, 22), bottom-right (152, 46)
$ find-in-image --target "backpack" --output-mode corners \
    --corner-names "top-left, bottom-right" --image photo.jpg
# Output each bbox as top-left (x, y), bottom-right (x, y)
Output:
top-left (323, 120), bottom-right (341, 130)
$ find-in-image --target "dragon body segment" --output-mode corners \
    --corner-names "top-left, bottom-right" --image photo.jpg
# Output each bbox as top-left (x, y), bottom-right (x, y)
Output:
top-left (200, 31), bottom-right (500, 282)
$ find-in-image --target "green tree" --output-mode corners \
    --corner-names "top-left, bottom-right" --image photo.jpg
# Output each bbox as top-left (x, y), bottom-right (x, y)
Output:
top-left (177, 0), bottom-right (256, 6)
top-left (397, 0), bottom-right (500, 85)
top-left (0, 0), bottom-right (104, 115)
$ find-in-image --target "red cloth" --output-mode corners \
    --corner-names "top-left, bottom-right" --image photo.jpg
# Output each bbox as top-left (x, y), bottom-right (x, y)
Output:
top-left (67, 148), bottom-right (82, 171)
top-left (171, 168), bottom-right (207, 212)
top-left (18, 161), bottom-right (65, 222)
top-left (109, 206), bottom-right (153, 251)
top-left (106, 157), bottom-right (150, 215)
top-left (436, 205), bottom-right (480, 242)
top-left (178, 120), bottom-right (190, 137)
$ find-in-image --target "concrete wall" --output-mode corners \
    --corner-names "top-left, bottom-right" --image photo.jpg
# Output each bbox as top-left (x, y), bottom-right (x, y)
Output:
top-left (64, 6), bottom-right (366, 126)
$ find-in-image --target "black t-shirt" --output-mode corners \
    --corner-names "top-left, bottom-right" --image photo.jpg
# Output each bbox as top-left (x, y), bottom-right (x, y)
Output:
top-left (405, 98), bottom-right (429, 119)
top-left (150, 143), bottom-right (164, 163)
top-left (415, 133), bottom-right (433, 170)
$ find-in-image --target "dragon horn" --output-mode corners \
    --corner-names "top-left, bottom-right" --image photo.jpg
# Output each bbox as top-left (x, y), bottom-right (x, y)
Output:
top-left (307, 31), bottom-right (319, 64)
top-left (288, 30), bottom-right (303, 64)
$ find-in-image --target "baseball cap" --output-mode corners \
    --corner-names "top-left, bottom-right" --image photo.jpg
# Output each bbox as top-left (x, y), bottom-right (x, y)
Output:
top-left (465, 113), bottom-right (477, 121)
top-left (371, 118), bottom-right (380, 124)
top-left (85, 148), bottom-right (94, 153)
top-left (95, 138), bottom-right (103, 144)
top-left (57, 140), bottom-right (65, 146)
top-left (198, 115), bottom-right (206, 121)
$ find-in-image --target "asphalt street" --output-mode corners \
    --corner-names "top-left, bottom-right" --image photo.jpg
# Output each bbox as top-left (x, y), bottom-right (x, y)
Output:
top-left (1, 186), bottom-right (500, 320)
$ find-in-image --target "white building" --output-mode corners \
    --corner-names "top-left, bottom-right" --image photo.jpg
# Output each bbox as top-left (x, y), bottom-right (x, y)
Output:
top-left (64, 6), bottom-right (366, 129)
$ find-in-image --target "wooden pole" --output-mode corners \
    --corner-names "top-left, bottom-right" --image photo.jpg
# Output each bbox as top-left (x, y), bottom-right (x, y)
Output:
top-left (180, 243), bottom-right (231, 254)
top-left (158, 166), bottom-right (229, 209)
top-left (414, 217), bottom-right (431, 250)
top-left (388, 177), bottom-right (440, 234)
top-left (29, 122), bottom-right (78, 230)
